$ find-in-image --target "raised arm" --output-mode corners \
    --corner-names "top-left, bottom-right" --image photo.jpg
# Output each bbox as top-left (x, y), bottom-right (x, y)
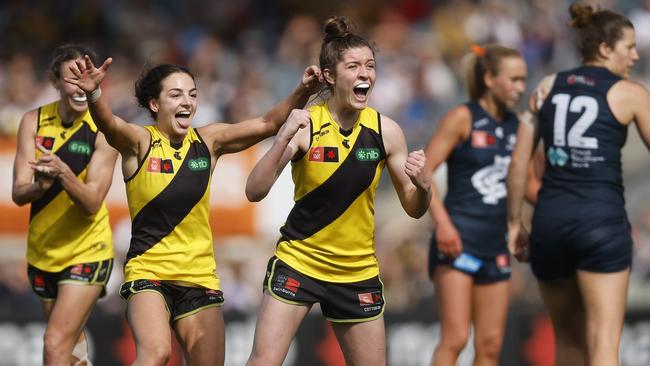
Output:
top-left (245, 109), bottom-right (311, 202)
top-left (383, 116), bottom-right (432, 219)
top-left (12, 110), bottom-right (54, 205)
top-left (423, 105), bottom-right (471, 257)
top-left (65, 55), bottom-right (147, 156)
top-left (31, 133), bottom-right (118, 216)
top-left (199, 65), bottom-right (322, 157)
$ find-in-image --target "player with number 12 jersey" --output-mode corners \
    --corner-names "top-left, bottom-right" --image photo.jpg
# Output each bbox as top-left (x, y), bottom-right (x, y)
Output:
top-left (536, 66), bottom-right (627, 218)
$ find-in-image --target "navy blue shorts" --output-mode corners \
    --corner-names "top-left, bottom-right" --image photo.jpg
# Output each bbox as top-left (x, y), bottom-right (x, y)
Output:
top-left (264, 256), bottom-right (385, 322)
top-left (529, 214), bottom-right (633, 282)
top-left (428, 212), bottom-right (510, 284)
top-left (428, 243), bottom-right (511, 284)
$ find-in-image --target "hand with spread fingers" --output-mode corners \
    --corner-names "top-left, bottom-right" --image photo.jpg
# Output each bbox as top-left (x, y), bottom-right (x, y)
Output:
top-left (63, 55), bottom-right (113, 94)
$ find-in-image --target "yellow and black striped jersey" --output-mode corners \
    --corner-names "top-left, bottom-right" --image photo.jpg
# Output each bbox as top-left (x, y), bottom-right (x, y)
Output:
top-left (124, 126), bottom-right (219, 289)
top-left (28, 101), bottom-right (113, 272)
top-left (275, 103), bottom-right (386, 282)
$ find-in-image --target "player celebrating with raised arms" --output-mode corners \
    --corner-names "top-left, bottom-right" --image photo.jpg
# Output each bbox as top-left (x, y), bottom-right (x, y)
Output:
top-left (64, 53), bottom-right (322, 364)
top-left (245, 15), bottom-right (431, 366)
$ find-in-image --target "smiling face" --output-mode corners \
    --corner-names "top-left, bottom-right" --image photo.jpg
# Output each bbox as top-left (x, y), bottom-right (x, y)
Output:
top-left (53, 59), bottom-right (89, 115)
top-left (486, 56), bottom-right (527, 109)
top-left (149, 72), bottom-right (197, 142)
top-left (324, 46), bottom-right (376, 111)
top-left (605, 27), bottom-right (639, 78)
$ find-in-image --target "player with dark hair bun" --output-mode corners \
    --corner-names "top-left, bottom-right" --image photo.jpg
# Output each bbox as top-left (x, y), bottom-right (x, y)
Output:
top-left (245, 15), bottom-right (431, 366)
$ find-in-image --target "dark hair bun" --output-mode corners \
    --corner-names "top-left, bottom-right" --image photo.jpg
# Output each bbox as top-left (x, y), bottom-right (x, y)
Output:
top-left (569, 2), bottom-right (594, 29)
top-left (324, 16), bottom-right (353, 40)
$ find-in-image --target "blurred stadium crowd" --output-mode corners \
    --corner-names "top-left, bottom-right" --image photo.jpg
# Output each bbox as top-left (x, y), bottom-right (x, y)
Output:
top-left (1, 0), bottom-right (650, 323)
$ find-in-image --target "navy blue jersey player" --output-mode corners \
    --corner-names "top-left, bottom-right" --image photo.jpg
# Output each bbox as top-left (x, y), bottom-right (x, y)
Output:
top-left (424, 44), bottom-right (526, 366)
top-left (507, 3), bottom-right (650, 366)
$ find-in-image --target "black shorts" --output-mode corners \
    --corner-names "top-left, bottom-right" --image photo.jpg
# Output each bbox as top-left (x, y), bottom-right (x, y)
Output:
top-left (27, 259), bottom-right (113, 301)
top-left (529, 214), bottom-right (633, 282)
top-left (264, 257), bottom-right (385, 322)
top-left (428, 244), bottom-right (511, 284)
top-left (119, 279), bottom-right (224, 322)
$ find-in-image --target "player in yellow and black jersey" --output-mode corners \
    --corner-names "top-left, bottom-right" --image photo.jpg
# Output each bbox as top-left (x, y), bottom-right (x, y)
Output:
top-left (64, 52), bottom-right (323, 363)
top-left (12, 44), bottom-right (118, 366)
top-left (245, 16), bottom-right (432, 366)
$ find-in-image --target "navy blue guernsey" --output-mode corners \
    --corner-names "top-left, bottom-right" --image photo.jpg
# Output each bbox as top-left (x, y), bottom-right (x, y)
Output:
top-left (536, 66), bottom-right (627, 218)
top-left (444, 101), bottom-right (518, 217)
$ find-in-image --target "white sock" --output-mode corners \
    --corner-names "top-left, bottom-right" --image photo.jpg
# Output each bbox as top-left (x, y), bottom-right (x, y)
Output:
top-left (72, 339), bottom-right (92, 366)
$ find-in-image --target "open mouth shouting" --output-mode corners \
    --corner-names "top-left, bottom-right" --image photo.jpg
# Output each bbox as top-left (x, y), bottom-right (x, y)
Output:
top-left (353, 82), bottom-right (371, 102)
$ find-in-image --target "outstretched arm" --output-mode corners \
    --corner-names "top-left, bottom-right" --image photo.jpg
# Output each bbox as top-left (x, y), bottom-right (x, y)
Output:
top-left (200, 65), bottom-right (323, 157)
top-left (423, 105), bottom-right (471, 257)
top-left (64, 55), bottom-right (146, 156)
top-left (383, 116), bottom-right (431, 219)
top-left (245, 109), bottom-right (310, 202)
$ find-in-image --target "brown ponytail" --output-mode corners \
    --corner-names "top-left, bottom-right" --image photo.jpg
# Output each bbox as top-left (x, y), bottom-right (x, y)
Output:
top-left (463, 44), bottom-right (521, 101)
